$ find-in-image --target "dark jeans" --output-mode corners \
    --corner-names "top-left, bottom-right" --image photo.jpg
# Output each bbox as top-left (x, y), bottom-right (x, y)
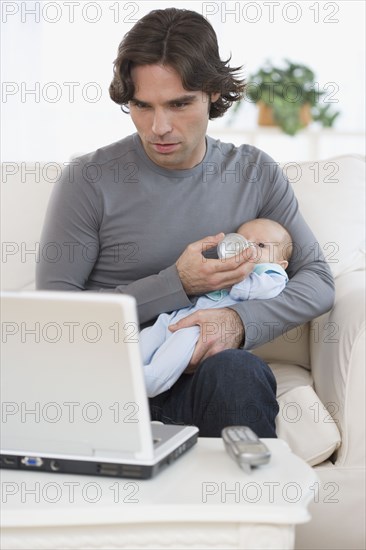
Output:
top-left (149, 349), bottom-right (279, 437)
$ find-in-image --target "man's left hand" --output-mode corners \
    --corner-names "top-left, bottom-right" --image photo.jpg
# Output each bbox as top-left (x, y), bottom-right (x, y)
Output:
top-left (168, 308), bottom-right (244, 374)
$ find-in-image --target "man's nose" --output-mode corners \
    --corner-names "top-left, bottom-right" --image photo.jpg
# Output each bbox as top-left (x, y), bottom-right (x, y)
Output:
top-left (151, 109), bottom-right (172, 136)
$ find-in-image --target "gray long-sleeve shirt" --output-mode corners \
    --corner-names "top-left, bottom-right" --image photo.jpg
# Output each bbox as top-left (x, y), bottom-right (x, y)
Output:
top-left (36, 133), bottom-right (335, 349)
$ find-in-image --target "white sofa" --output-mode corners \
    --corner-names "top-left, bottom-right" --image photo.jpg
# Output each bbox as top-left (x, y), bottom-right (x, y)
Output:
top-left (1, 154), bottom-right (365, 549)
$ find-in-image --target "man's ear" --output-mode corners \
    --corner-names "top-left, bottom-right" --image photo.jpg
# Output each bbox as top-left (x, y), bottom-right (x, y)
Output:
top-left (210, 92), bottom-right (220, 103)
top-left (279, 260), bottom-right (289, 270)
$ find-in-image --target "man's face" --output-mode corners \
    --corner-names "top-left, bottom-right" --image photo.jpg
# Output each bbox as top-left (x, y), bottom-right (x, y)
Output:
top-left (129, 64), bottom-right (219, 170)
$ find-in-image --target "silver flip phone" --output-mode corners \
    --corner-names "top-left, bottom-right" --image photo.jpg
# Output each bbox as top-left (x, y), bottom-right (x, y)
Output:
top-left (221, 426), bottom-right (271, 472)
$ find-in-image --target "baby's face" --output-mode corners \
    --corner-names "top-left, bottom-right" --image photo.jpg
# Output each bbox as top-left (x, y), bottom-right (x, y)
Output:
top-left (237, 220), bottom-right (287, 266)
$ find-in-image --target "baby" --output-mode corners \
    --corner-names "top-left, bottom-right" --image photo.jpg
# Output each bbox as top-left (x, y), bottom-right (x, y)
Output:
top-left (140, 218), bottom-right (293, 397)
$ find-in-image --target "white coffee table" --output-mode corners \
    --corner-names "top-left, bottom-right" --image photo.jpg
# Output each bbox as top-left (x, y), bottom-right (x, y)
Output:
top-left (1, 438), bottom-right (318, 550)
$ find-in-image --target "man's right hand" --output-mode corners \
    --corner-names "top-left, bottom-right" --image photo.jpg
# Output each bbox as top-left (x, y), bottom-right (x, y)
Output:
top-left (176, 233), bottom-right (256, 295)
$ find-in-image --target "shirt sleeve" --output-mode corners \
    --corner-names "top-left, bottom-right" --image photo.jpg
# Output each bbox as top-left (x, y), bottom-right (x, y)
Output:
top-left (35, 164), bottom-right (192, 325)
top-left (228, 151), bottom-right (335, 349)
top-left (229, 271), bottom-right (288, 301)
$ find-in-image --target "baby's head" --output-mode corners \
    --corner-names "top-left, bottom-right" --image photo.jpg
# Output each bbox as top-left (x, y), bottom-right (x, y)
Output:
top-left (237, 218), bottom-right (293, 270)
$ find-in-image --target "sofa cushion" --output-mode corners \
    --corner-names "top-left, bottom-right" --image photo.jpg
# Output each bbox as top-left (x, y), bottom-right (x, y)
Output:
top-left (1, 162), bottom-right (59, 290)
top-left (283, 154), bottom-right (365, 279)
top-left (271, 363), bottom-right (341, 466)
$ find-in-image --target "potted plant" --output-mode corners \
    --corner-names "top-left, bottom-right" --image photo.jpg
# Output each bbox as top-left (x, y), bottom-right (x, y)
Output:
top-left (232, 59), bottom-right (340, 136)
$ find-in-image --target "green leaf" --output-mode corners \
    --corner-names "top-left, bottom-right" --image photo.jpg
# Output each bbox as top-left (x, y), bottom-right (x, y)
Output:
top-left (230, 58), bottom-right (341, 134)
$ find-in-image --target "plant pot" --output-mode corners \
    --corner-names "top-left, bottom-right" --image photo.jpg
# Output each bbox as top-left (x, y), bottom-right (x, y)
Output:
top-left (257, 101), bottom-right (312, 128)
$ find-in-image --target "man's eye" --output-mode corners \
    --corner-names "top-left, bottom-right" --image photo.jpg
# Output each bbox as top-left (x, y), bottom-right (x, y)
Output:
top-left (172, 102), bottom-right (188, 109)
top-left (258, 243), bottom-right (265, 248)
top-left (133, 102), bottom-right (149, 109)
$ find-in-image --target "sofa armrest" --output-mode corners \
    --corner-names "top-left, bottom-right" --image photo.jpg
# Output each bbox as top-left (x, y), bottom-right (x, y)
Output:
top-left (310, 270), bottom-right (365, 467)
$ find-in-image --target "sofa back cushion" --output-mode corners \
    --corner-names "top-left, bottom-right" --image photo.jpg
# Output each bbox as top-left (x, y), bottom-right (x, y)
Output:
top-left (1, 154), bottom-right (364, 316)
top-left (253, 154), bottom-right (365, 368)
top-left (252, 323), bottom-right (310, 369)
top-left (283, 154), bottom-right (365, 279)
top-left (1, 162), bottom-right (60, 290)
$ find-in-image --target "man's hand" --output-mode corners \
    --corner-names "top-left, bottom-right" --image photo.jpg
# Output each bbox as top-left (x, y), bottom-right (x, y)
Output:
top-left (176, 233), bottom-right (255, 295)
top-left (168, 307), bottom-right (244, 373)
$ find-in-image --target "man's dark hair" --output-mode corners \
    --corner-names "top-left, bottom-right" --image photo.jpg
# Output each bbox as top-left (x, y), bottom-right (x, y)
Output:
top-left (109, 8), bottom-right (245, 119)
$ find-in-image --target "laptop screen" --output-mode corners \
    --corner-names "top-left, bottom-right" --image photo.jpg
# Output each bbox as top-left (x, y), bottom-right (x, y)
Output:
top-left (1, 292), bottom-right (155, 461)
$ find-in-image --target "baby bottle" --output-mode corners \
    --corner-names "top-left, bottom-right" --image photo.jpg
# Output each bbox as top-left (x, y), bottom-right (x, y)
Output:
top-left (217, 233), bottom-right (251, 259)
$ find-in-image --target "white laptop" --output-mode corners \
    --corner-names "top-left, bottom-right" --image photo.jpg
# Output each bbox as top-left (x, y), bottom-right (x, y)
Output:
top-left (0, 291), bottom-right (198, 478)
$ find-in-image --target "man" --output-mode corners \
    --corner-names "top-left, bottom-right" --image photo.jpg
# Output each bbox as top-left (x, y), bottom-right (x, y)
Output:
top-left (36, 8), bottom-right (334, 437)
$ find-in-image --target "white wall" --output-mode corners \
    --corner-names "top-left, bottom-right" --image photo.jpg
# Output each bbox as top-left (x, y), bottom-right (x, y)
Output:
top-left (1, 0), bottom-right (365, 162)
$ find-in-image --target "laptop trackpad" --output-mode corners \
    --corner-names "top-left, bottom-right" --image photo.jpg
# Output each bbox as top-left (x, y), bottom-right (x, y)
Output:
top-left (151, 423), bottom-right (187, 448)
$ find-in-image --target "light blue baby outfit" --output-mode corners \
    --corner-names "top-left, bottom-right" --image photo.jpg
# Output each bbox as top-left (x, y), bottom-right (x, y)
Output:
top-left (140, 263), bottom-right (288, 397)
